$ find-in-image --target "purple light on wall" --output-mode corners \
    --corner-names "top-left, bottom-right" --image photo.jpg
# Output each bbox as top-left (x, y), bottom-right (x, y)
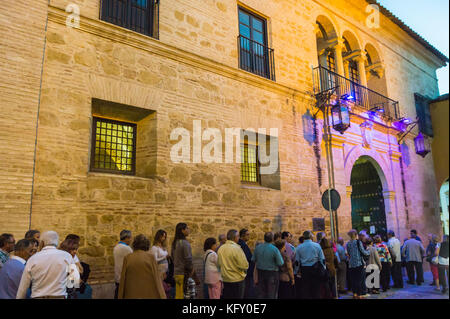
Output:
top-left (393, 117), bottom-right (414, 132)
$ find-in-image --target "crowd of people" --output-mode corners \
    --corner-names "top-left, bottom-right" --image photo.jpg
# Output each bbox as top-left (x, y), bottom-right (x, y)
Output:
top-left (0, 230), bottom-right (90, 299)
top-left (0, 225), bottom-right (448, 299)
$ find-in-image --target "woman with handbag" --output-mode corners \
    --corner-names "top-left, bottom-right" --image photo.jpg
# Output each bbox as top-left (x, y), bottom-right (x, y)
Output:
top-left (171, 223), bottom-right (194, 299)
top-left (427, 235), bottom-right (441, 291)
top-left (203, 238), bottom-right (222, 299)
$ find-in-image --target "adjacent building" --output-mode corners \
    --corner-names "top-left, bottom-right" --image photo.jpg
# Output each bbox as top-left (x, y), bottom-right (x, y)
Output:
top-left (429, 94), bottom-right (449, 235)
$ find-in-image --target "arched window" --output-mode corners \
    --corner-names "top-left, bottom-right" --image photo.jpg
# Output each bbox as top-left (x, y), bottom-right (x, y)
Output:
top-left (327, 51), bottom-right (336, 73)
top-left (349, 60), bottom-right (359, 84)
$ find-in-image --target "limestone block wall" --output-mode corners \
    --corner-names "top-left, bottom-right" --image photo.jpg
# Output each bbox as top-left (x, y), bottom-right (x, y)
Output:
top-left (28, 6), bottom-right (329, 284)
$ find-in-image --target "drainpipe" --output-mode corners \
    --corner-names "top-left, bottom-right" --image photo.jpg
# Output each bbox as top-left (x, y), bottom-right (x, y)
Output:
top-left (322, 105), bottom-right (339, 299)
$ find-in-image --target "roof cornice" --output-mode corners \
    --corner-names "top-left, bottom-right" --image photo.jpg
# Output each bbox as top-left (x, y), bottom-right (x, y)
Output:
top-left (366, 0), bottom-right (449, 64)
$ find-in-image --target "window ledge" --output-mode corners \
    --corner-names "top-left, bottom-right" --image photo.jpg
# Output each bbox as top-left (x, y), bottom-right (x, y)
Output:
top-left (240, 184), bottom-right (279, 191)
top-left (87, 171), bottom-right (161, 182)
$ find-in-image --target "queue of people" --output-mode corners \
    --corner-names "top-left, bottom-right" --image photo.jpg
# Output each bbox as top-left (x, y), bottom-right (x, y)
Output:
top-left (1, 226), bottom-right (448, 299)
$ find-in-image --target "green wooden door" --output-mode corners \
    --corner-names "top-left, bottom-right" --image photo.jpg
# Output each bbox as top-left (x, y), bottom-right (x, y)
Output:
top-left (351, 159), bottom-right (387, 239)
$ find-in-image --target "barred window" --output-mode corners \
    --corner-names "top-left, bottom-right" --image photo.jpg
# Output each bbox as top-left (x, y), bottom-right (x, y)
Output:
top-left (414, 93), bottom-right (433, 137)
top-left (327, 52), bottom-right (336, 73)
top-left (90, 117), bottom-right (137, 175)
top-left (100, 0), bottom-right (159, 39)
top-left (240, 144), bottom-right (259, 183)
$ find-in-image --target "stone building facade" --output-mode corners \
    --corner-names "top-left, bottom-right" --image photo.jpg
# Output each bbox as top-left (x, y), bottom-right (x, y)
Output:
top-left (0, 0), bottom-right (448, 297)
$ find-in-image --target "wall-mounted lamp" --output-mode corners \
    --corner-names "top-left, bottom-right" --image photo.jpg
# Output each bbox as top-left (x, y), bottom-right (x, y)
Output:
top-left (395, 117), bottom-right (431, 158)
top-left (331, 102), bottom-right (350, 134)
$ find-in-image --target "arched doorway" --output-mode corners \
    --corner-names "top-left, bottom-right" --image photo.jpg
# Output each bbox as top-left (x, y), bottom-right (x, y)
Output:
top-left (351, 156), bottom-right (388, 238)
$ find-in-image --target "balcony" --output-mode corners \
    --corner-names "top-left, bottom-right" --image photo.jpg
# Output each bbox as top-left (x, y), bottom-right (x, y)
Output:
top-left (313, 65), bottom-right (400, 121)
top-left (100, 0), bottom-right (159, 39)
top-left (238, 35), bottom-right (276, 81)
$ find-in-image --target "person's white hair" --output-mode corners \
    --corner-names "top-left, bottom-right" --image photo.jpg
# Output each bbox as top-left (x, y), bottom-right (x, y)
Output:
top-left (40, 231), bottom-right (59, 247)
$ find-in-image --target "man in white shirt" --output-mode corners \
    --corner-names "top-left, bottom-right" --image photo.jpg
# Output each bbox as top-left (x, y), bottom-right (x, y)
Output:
top-left (387, 230), bottom-right (403, 288)
top-left (16, 231), bottom-right (75, 299)
top-left (113, 230), bottom-right (133, 299)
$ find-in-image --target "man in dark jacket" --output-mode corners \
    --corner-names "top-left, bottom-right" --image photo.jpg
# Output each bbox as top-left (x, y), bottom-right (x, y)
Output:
top-left (238, 228), bottom-right (255, 298)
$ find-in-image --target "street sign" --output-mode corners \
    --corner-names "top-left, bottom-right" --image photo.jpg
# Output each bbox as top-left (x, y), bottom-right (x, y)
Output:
top-left (321, 189), bottom-right (341, 211)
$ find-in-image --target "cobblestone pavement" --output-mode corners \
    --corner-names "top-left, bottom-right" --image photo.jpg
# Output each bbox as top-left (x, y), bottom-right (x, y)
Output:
top-left (340, 271), bottom-right (449, 300)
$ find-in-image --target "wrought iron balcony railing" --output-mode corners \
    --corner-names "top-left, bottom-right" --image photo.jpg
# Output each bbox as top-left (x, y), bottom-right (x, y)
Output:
top-left (100, 0), bottom-right (159, 39)
top-left (238, 35), bottom-right (276, 81)
top-left (313, 65), bottom-right (400, 120)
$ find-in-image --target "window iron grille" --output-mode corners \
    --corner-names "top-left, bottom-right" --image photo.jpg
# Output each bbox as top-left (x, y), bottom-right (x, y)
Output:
top-left (240, 144), bottom-right (260, 183)
top-left (100, 0), bottom-right (159, 38)
top-left (238, 35), bottom-right (276, 81)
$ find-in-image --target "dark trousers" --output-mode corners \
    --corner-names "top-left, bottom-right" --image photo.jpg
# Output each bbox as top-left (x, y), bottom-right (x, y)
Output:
top-left (329, 275), bottom-right (337, 298)
top-left (114, 283), bottom-right (119, 299)
top-left (337, 261), bottom-right (347, 292)
top-left (406, 261), bottom-right (424, 284)
top-left (256, 269), bottom-right (280, 299)
top-left (300, 266), bottom-right (321, 299)
top-left (278, 280), bottom-right (294, 299)
top-left (438, 264), bottom-right (449, 291)
top-left (244, 274), bottom-right (256, 299)
top-left (223, 281), bottom-right (245, 299)
top-left (346, 262), bottom-right (352, 291)
top-left (391, 262), bottom-right (404, 288)
top-left (380, 262), bottom-right (391, 291)
top-left (361, 270), bottom-right (368, 295)
top-left (321, 275), bottom-right (336, 299)
top-left (349, 266), bottom-right (365, 296)
top-left (294, 275), bottom-right (303, 298)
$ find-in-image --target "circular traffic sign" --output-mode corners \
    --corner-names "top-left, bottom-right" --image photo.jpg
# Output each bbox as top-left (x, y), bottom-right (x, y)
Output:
top-left (321, 189), bottom-right (341, 211)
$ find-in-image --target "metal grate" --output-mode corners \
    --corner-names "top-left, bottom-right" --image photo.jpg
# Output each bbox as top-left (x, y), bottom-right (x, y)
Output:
top-left (240, 144), bottom-right (259, 183)
top-left (100, 0), bottom-right (159, 39)
top-left (313, 65), bottom-right (400, 120)
top-left (349, 60), bottom-right (360, 84)
top-left (327, 53), bottom-right (336, 73)
top-left (90, 117), bottom-right (137, 175)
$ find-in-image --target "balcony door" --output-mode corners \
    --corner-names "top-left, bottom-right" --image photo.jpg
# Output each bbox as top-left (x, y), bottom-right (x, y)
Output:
top-left (238, 8), bottom-right (269, 78)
